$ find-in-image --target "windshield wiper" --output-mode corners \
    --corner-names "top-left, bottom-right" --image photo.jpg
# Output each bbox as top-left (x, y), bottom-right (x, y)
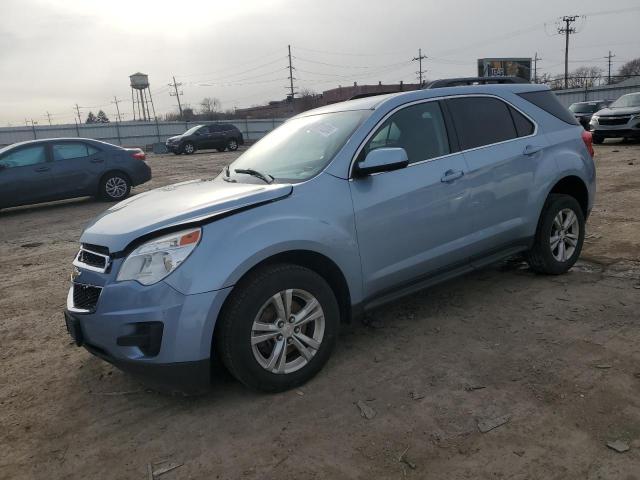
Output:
top-left (234, 168), bottom-right (274, 184)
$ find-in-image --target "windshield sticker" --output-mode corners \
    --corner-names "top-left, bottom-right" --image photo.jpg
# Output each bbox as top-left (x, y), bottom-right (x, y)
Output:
top-left (309, 122), bottom-right (338, 137)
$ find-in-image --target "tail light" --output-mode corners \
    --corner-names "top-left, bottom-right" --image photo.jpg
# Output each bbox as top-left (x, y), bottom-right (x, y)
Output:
top-left (131, 150), bottom-right (146, 161)
top-left (581, 130), bottom-right (594, 157)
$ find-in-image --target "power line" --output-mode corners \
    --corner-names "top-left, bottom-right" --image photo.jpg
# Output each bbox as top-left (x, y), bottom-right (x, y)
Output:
top-left (558, 15), bottom-right (580, 88)
top-left (168, 76), bottom-right (184, 119)
top-left (111, 96), bottom-right (123, 122)
top-left (604, 50), bottom-right (616, 84)
top-left (287, 45), bottom-right (296, 101)
top-left (533, 52), bottom-right (542, 83)
top-left (412, 48), bottom-right (428, 86)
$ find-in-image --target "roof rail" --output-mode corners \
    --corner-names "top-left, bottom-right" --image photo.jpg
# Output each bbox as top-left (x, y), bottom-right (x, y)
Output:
top-left (348, 91), bottom-right (398, 100)
top-left (423, 76), bottom-right (528, 89)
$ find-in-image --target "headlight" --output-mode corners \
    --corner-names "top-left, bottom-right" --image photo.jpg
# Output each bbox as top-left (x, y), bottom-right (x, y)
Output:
top-left (117, 228), bottom-right (201, 285)
top-left (590, 115), bottom-right (599, 122)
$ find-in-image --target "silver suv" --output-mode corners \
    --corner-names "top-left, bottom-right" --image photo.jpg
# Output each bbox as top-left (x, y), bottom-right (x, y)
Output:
top-left (590, 92), bottom-right (640, 143)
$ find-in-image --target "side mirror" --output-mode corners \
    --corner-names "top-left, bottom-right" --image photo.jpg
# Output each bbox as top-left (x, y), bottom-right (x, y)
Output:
top-left (354, 147), bottom-right (409, 177)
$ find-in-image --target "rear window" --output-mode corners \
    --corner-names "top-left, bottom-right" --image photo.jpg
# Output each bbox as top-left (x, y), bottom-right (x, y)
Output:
top-left (447, 97), bottom-right (517, 150)
top-left (518, 90), bottom-right (579, 125)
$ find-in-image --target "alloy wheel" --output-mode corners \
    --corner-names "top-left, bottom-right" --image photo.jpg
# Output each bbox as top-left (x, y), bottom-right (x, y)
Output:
top-left (105, 176), bottom-right (127, 199)
top-left (184, 143), bottom-right (194, 154)
top-left (550, 208), bottom-right (580, 262)
top-left (250, 289), bottom-right (325, 374)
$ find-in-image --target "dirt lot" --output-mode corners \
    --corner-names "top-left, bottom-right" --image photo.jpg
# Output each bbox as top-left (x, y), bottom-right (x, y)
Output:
top-left (1, 142), bottom-right (639, 480)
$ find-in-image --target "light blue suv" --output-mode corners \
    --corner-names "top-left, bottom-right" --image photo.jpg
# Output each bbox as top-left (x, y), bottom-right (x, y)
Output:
top-left (65, 82), bottom-right (596, 393)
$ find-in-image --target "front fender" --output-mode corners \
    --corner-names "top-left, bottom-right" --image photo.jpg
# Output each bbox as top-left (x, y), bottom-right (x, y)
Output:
top-left (164, 173), bottom-right (364, 305)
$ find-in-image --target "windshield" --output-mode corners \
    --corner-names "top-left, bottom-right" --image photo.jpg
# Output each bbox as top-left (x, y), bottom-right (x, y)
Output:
top-left (569, 103), bottom-right (598, 114)
top-left (228, 110), bottom-right (369, 182)
top-left (183, 125), bottom-right (204, 136)
top-left (610, 93), bottom-right (640, 108)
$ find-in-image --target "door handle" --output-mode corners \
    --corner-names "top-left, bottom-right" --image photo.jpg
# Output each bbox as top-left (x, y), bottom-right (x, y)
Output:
top-left (523, 144), bottom-right (543, 156)
top-left (90, 158), bottom-right (104, 163)
top-left (34, 166), bottom-right (50, 172)
top-left (441, 169), bottom-right (464, 183)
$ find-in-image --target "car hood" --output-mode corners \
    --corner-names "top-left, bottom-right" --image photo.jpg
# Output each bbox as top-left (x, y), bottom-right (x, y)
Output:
top-left (80, 178), bottom-right (293, 252)
top-left (167, 135), bottom-right (182, 142)
top-left (595, 106), bottom-right (640, 116)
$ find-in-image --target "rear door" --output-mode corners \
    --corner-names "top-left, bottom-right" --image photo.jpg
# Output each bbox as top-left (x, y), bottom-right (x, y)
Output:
top-left (48, 141), bottom-right (105, 198)
top-left (445, 95), bottom-right (545, 259)
top-left (0, 144), bottom-right (51, 207)
top-left (350, 100), bottom-right (475, 299)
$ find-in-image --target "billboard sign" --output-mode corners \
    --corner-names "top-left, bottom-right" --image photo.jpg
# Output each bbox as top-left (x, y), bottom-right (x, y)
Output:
top-left (477, 58), bottom-right (532, 81)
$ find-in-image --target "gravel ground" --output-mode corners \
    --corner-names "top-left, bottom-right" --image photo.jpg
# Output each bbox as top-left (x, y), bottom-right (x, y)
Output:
top-left (1, 142), bottom-right (639, 480)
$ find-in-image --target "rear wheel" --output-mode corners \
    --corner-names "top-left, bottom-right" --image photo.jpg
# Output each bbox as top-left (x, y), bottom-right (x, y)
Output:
top-left (592, 135), bottom-right (604, 144)
top-left (100, 172), bottom-right (131, 201)
top-left (216, 264), bottom-right (339, 392)
top-left (182, 142), bottom-right (196, 154)
top-left (525, 194), bottom-right (585, 275)
top-left (227, 138), bottom-right (239, 151)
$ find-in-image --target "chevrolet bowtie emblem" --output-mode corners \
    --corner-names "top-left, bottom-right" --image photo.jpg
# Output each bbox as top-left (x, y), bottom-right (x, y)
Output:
top-left (71, 267), bottom-right (81, 282)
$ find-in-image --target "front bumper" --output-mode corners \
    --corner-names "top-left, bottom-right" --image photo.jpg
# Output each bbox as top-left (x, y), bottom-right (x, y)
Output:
top-left (64, 278), bottom-right (232, 393)
top-left (590, 117), bottom-right (640, 138)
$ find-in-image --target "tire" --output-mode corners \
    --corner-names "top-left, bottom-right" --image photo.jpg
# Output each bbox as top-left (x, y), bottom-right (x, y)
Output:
top-left (592, 135), bottom-right (604, 144)
top-left (99, 172), bottom-right (131, 201)
top-left (216, 264), bottom-right (339, 392)
top-left (525, 194), bottom-right (585, 275)
top-left (227, 138), bottom-right (239, 151)
top-left (182, 142), bottom-right (196, 155)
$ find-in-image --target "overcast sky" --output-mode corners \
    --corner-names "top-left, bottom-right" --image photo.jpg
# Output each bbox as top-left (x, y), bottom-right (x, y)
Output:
top-left (1, 0), bottom-right (639, 125)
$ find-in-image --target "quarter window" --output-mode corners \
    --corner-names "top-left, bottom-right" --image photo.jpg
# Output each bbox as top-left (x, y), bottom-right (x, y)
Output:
top-left (363, 101), bottom-right (451, 164)
top-left (0, 145), bottom-right (46, 168)
top-left (52, 143), bottom-right (98, 161)
top-left (508, 106), bottom-right (535, 137)
top-left (447, 97), bottom-right (518, 150)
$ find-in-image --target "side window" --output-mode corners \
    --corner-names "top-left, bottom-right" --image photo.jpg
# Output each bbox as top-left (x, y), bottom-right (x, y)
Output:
top-left (508, 106), bottom-right (535, 137)
top-left (52, 143), bottom-right (97, 161)
top-left (447, 97), bottom-right (517, 150)
top-left (208, 125), bottom-right (222, 133)
top-left (363, 101), bottom-right (451, 164)
top-left (0, 145), bottom-right (46, 168)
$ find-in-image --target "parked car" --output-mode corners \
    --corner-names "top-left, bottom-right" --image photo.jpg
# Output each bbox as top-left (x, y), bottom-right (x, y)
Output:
top-left (589, 92), bottom-right (640, 143)
top-left (65, 83), bottom-right (595, 394)
top-left (569, 100), bottom-right (611, 130)
top-left (165, 123), bottom-right (244, 155)
top-left (0, 138), bottom-right (151, 209)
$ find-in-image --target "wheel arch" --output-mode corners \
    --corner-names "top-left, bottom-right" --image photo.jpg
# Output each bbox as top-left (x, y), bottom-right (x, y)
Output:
top-left (217, 249), bottom-right (353, 327)
top-left (547, 175), bottom-right (589, 217)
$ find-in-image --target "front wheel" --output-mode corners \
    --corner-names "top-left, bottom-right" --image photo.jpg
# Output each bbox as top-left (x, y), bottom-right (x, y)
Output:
top-left (100, 172), bottom-right (131, 201)
top-left (525, 194), bottom-right (585, 275)
top-left (216, 264), bottom-right (339, 392)
top-left (182, 142), bottom-right (196, 154)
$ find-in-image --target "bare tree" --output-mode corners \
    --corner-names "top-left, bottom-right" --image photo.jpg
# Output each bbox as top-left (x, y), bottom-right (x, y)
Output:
top-left (614, 57), bottom-right (640, 83)
top-left (567, 66), bottom-right (604, 89)
top-left (200, 97), bottom-right (222, 119)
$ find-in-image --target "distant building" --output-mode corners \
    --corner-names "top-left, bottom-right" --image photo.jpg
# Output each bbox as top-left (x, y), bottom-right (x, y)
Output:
top-left (235, 81), bottom-right (421, 118)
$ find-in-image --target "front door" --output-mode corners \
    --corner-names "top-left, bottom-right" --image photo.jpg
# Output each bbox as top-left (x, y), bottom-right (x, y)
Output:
top-left (349, 100), bottom-right (474, 300)
top-left (0, 144), bottom-right (52, 207)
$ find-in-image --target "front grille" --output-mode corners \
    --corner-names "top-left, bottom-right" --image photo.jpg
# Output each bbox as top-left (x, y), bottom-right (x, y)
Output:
top-left (72, 283), bottom-right (102, 312)
top-left (599, 116), bottom-right (630, 126)
top-left (74, 244), bottom-right (110, 272)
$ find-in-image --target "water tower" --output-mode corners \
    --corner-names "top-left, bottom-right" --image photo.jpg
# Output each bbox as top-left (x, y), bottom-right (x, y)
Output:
top-left (129, 72), bottom-right (156, 121)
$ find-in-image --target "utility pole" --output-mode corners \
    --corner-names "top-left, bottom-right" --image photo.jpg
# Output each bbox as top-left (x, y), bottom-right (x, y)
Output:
top-left (169, 76), bottom-right (184, 120)
top-left (111, 96), bottom-right (123, 122)
top-left (287, 45), bottom-right (296, 100)
top-left (605, 50), bottom-right (616, 84)
top-left (45, 112), bottom-right (52, 125)
top-left (412, 48), bottom-right (428, 86)
top-left (74, 103), bottom-right (82, 123)
top-left (558, 15), bottom-right (579, 89)
top-left (533, 52), bottom-right (542, 83)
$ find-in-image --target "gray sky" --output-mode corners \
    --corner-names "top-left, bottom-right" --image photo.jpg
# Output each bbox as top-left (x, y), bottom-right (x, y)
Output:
top-left (1, 0), bottom-right (639, 125)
